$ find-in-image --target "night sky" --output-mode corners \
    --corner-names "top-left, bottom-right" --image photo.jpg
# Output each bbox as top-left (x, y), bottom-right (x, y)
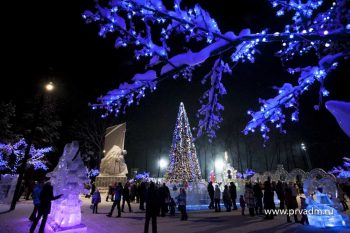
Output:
top-left (3, 0), bottom-right (350, 177)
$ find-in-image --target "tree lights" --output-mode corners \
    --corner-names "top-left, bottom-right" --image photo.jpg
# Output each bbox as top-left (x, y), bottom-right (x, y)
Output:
top-left (84, 0), bottom-right (350, 142)
top-left (165, 102), bottom-right (202, 183)
top-left (0, 138), bottom-right (52, 174)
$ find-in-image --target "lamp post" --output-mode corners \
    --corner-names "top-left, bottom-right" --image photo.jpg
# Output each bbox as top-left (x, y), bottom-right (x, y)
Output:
top-left (157, 158), bottom-right (167, 182)
top-left (10, 82), bottom-right (55, 211)
top-left (301, 142), bottom-right (312, 171)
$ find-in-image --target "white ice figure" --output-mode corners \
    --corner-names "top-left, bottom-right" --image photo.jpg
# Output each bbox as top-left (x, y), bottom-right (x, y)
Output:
top-left (100, 145), bottom-right (128, 176)
top-left (303, 177), bottom-right (349, 228)
top-left (46, 141), bottom-right (89, 232)
top-left (326, 100), bottom-right (350, 138)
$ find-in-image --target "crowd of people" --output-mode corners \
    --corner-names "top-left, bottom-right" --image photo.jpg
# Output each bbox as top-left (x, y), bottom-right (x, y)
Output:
top-left (207, 178), bottom-right (350, 224)
top-left (22, 177), bottom-right (350, 233)
top-left (101, 181), bottom-right (187, 233)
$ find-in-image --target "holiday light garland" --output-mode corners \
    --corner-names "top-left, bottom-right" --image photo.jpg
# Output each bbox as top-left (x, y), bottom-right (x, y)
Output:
top-left (84, 0), bottom-right (350, 142)
top-left (165, 102), bottom-right (202, 183)
top-left (0, 138), bottom-right (52, 174)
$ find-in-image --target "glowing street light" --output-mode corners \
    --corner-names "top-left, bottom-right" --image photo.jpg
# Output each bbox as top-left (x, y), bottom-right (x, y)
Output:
top-left (159, 158), bottom-right (168, 169)
top-left (11, 81), bottom-right (56, 211)
top-left (301, 142), bottom-right (306, 151)
top-left (214, 158), bottom-right (224, 172)
top-left (45, 82), bottom-right (55, 92)
top-left (157, 158), bottom-right (168, 180)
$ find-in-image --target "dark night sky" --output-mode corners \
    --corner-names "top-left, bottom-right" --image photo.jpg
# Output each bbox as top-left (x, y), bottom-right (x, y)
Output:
top-left (2, 0), bottom-right (350, 176)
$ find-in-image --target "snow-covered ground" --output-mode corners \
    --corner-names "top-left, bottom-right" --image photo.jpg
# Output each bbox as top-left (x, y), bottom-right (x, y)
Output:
top-left (1, 196), bottom-right (350, 233)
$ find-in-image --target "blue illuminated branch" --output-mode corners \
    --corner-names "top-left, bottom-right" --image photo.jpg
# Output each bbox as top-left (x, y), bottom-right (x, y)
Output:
top-left (243, 52), bottom-right (349, 142)
top-left (0, 139), bottom-right (52, 174)
top-left (329, 157), bottom-right (350, 178)
top-left (85, 0), bottom-right (350, 142)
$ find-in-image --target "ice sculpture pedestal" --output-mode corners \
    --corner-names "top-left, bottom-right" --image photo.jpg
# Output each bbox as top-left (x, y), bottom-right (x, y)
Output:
top-left (46, 223), bottom-right (87, 233)
top-left (95, 175), bottom-right (127, 191)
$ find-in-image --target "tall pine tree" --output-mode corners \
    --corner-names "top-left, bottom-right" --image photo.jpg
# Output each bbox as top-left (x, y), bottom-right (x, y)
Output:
top-left (165, 102), bottom-right (202, 183)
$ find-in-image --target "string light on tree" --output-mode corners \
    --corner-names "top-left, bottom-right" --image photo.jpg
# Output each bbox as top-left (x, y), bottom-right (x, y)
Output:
top-left (84, 0), bottom-right (350, 143)
top-left (164, 102), bottom-right (202, 183)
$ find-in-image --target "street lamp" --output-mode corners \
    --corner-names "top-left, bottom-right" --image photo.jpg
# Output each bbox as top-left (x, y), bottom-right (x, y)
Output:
top-left (214, 158), bottom-right (224, 172)
top-left (157, 158), bottom-right (168, 182)
top-left (10, 82), bottom-right (55, 211)
top-left (45, 82), bottom-right (55, 92)
top-left (300, 142), bottom-right (312, 170)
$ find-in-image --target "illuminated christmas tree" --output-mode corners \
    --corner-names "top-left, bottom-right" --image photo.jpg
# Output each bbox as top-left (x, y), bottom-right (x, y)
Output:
top-left (165, 102), bottom-right (202, 183)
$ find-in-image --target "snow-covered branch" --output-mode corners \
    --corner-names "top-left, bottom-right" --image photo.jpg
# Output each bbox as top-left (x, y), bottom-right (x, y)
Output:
top-left (243, 52), bottom-right (349, 142)
top-left (84, 0), bottom-right (350, 142)
top-left (0, 138), bottom-right (52, 174)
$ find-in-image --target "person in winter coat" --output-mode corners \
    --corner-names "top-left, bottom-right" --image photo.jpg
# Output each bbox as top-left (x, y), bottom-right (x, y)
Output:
top-left (177, 188), bottom-right (188, 220)
top-left (144, 182), bottom-right (159, 233)
top-left (30, 181), bottom-right (63, 233)
top-left (222, 185), bottom-right (232, 212)
top-left (214, 184), bottom-right (221, 212)
top-left (253, 182), bottom-right (263, 215)
top-left (207, 181), bottom-right (215, 209)
top-left (169, 198), bottom-right (176, 216)
top-left (275, 180), bottom-right (285, 209)
top-left (158, 183), bottom-right (170, 217)
top-left (244, 183), bottom-right (255, 216)
top-left (229, 182), bottom-right (238, 210)
top-left (239, 195), bottom-right (246, 216)
top-left (263, 181), bottom-right (275, 220)
top-left (107, 182), bottom-right (123, 217)
top-left (299, 196), bottom-right (309, 225)
top-left (284, 187), bottom-right (299, 223)
top-left (122, 182), bottom-right (132, 212)
top-left (29, 180), bottom-right (44, 221)
top-left (91, 188), bottom-right (101, 214)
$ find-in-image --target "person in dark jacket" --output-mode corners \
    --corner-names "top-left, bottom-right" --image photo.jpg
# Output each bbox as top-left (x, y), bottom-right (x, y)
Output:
top-left (106, 183), bottom-right (114, 202)
top-left (253, 182), bottom-right (263, 215)
top-left (207, 181), bottom-right (215, 209)
top-left (276, 180), bottom-right (285, 210)
top-left (29, 180), bottom-right (44, 221)
top-left (229, 182), bottom-right (237, 210)
top-left (263, 181), bottom-right (275, 220)
top-left (285, 187), bottom-right (299, 223)
top-left (169, 197), bottom-right (176, 216)
top-left (177, 188), bottom-right (188, 220)
top-left (91, 188), bottom-right (101, 214)
top-left (239, 195), bottom-right (246, 216)
top-left (223, 185), bottom-right (232, 212)
top-left (107, 182), bottom-right (123, 217)
top-left (144, 182), bottom-right (159, 233)
top-left (139, 182), bottom-right (147, 210)
top-left (122, 182), bottom-right (132, 212)
top-left (158, 183), bottom-right (170, 217)
top-left (29, 181), bottom-right (63, 233)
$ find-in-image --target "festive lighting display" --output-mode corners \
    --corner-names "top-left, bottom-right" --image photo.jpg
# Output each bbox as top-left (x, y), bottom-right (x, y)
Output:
top-left (84, 0), bottom-right (350, 142)
top-left (88, 168), bottom-right (100, 178)
top-left (165, 102), bottom-right (202, 183)
top-left (0, 138), bottom-right (52, 174)
top-left (47, 141), bottom-right (89, 232)
top-left (236, 169), bottom-right (256, 179)
top-left (329, 157), bottom-right (350, 178)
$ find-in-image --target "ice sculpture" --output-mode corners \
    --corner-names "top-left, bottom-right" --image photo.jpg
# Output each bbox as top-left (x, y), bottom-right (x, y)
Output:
top-left (303, 177), bottom-right (349, 228)
top-left (0, 174), bottom-right (18, 204)
top-left (326, 100), bottom-right (350, 138)
top-left (46, 141), bottom-right (89, 233)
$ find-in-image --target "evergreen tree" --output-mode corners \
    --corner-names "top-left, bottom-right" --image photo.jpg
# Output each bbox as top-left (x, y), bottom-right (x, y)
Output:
top-left (165, 102), bottom-right (201, 183)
